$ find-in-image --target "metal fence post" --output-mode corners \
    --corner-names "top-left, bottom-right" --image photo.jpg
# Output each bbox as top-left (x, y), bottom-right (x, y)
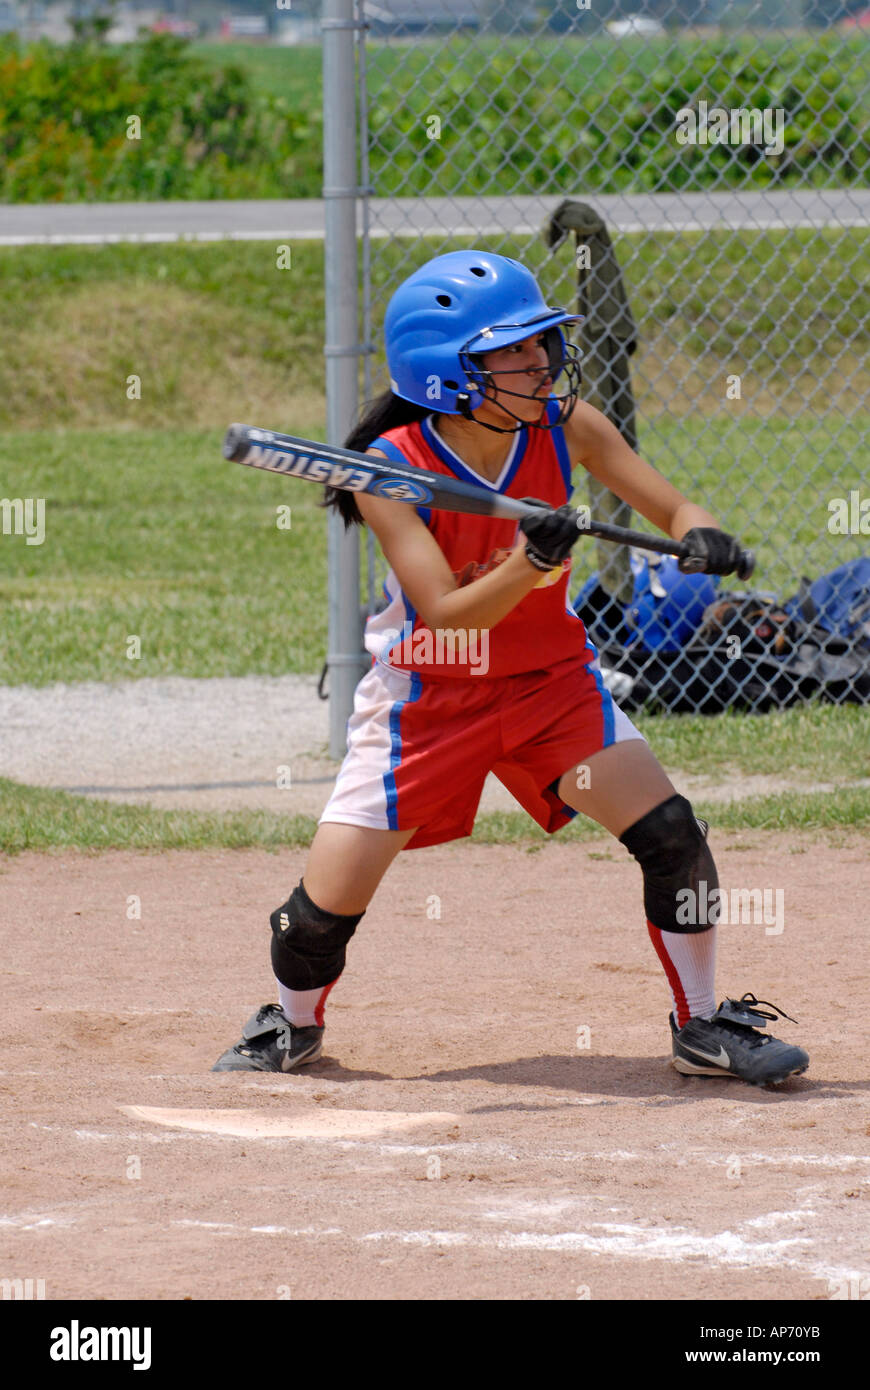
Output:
top-left (323, 0), bottom-right (364, 759)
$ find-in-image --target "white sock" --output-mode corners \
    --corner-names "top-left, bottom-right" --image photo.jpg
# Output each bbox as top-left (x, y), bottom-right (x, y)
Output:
top-left (276, 978), bottom-right (338, 1029)
top-left (647, 921), bottom-right (717, 1028)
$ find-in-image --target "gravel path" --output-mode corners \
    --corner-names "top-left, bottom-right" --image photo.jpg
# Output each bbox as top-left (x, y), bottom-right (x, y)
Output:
top-left (0, 675), bottom-right (859, 817)
top-left (0, 676), bottom-right (339, 816)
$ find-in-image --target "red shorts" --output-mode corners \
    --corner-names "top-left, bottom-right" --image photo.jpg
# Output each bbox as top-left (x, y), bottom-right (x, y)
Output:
top-left (319, 653), bottom-right (646, 850)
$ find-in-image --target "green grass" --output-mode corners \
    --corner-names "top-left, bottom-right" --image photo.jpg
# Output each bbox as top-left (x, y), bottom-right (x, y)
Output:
top-left (1, 776), bottom-right (866, 856)
top-left (0, 778), bottom-right (316, 855)
top-left (190, 40), bottom-right (327, 107)
top-left (189, 33), bottom-right (672, 107)
top-left (593, 414), bottom-right (870, 585)
top-left (634, 701), bottom-right (870, 785)
top-left (193, 32), bottom-right (870, 107)
top-left (0, 239), bottom-right (328, 434)
top-left (1, 231), bottom-right (866, 434)
top-left (0, 426), bottom-right (331, 682)
top-left (471, 785), bottom-right (870, 842)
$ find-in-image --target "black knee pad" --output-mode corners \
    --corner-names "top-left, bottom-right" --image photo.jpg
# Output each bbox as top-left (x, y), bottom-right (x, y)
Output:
top-left (618, 793), bottom-right (718, 935)
top-left (270, 880), bottom-right (364, 991)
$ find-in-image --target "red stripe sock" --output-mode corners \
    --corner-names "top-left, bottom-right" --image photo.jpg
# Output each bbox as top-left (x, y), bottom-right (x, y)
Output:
top-left (647, 921), bottom-right (716, 1029)
top-left (277, 978), bottom-right (339, 1028)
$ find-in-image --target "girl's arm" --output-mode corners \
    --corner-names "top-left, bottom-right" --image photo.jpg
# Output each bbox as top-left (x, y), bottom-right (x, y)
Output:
top-left (356, 451), bottom-right (543, 633)
top-left (563, 400), bottom-right (721, 539)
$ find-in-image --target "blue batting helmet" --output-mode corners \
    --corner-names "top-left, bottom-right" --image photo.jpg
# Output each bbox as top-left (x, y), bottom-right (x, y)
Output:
top-left (384, 250), bottom-right (583, 428)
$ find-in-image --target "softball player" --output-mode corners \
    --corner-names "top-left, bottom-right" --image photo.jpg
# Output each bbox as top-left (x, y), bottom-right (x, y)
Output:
top-left (214, 251), bottom-right (808, 1086)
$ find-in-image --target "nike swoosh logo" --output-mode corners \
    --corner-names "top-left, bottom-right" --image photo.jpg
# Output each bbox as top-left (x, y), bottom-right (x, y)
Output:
top-left (684, 1043), bottom-right (730, 1067)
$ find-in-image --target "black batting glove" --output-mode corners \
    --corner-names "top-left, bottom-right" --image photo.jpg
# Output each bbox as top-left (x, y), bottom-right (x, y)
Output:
top-left (518, 497), bottom-right (586, 572)
top-left (677, 527), bottom-right (744, 577)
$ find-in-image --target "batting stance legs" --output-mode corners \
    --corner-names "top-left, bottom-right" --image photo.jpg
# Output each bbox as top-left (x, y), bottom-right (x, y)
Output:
top-left (213, 743), bottom-right (807, 1083)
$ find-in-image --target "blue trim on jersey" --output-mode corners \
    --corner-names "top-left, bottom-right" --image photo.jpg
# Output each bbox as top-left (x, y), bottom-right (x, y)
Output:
top-left (370, 436), bottom-right (408, 466)
top-left (370, 434), bottom-right (431, 524)
top-left (583, 630), bottom-right (616, 746)
top-left (419, 414), bottom-right (528, 495)
top-left (564, 599), bottom-right (615, 741)
top-left (383, 591), bottom-right (417, 667)
top-left (384, 671), bottom-right (423, 829)
top-left (546, 398), bottom-right (573, 502)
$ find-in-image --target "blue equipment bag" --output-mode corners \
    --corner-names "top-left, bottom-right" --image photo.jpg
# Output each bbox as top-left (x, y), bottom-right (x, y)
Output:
top-left (784, 557), bottom-right (870, 648)
top-left (572, 553), bottom-right (870, 713)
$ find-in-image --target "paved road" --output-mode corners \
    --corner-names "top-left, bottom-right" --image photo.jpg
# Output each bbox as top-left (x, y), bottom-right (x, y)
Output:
top-left (1, 190), bottom-right (867, 245)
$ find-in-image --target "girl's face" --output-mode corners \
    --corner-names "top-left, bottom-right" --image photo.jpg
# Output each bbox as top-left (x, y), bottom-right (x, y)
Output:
top-left (475, 331), bottom-right (554, 425)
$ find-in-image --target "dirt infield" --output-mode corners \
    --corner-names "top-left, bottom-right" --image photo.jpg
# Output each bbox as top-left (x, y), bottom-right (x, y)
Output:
top-left (1, 833), bottom-right (867, 1302)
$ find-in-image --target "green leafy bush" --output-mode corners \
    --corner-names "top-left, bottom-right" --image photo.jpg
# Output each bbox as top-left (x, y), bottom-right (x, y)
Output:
top-left (369, 37), bottom-right (869, 194)
top-left (0, 31), bottom-right (321, 201)
top-left (0, 31), bottom-right (866, 201)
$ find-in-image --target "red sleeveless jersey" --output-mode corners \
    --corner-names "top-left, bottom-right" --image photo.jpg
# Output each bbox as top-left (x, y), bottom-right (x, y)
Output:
top-left (364, 399), bottom-right (594, 680)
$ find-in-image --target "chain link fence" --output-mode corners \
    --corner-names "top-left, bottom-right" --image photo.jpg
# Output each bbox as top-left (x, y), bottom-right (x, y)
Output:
top-left (351, 0), bottom-right (869, 713)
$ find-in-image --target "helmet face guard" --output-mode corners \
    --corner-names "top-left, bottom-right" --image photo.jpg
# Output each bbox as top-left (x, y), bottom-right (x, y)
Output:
top-left (457, 319), bottom-right (582, 433)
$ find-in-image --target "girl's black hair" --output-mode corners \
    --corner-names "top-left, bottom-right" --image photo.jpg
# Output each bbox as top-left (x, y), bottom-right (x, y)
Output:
top-left (320, 389), bottom-right (431, 529)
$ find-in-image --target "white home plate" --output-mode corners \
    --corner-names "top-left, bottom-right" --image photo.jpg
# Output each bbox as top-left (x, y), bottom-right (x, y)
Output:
top-left (119, 1105), bottom-right (460, 1140)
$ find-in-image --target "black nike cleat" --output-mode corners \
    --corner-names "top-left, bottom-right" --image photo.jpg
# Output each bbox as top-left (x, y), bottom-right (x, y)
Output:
top-left (670, 993), bottom-right (809, 1086)
top-left (211, 1003), bottom-right (324, 1073)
